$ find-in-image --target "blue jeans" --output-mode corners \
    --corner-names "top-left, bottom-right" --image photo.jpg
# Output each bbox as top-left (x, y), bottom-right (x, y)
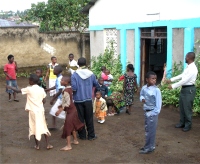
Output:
top-left (6, 80), bottom-right (18, 94)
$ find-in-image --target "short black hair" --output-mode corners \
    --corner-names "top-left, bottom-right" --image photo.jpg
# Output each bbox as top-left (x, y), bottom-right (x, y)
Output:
top-left (69, 53), bottom-right (74, 57)
top-left (127, 64), bottom-right (134, 72)
top-left (96, 91), bottom-right (102, 95)
top-left (98, 77), bottom-right (104, 81)
top-left (78, 57), bottom-right (86, 67)
top-left (51, 56), bottom-right (56, 60)
top-left (7, 54), bottom-right (14, 60)
top-left (101, 66), bottom-right (106, 71)
top-left (54, 65), bottom-right (63, 73)
top-left (36, 68), bottom-right (42, 73)
top-left (29, 74), bottom-right (39, 84)
top-left (62, 75), bottom-right (71, 84)
top-left (187, 52), bottom-right (195, 60)
top-left (145, 71), bottom-right (156, 78)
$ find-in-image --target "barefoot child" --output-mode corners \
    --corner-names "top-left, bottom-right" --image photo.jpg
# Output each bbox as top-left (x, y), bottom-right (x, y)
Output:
top-left (55, 76), bottom-right (84, 151)
top-left (4, 54), bottom-right (19, 102)
top-left (45, 65), bottom-right (66, 129)
top-left (7, 74), bottom-right (52, 150)
top-left (139, 71), bottom-right (162, 154)
top-left (93, 91), bottom-right (108, 124)
top-left (44, 56), bottom-right (58, 96)
top-left (36, 69), bottom-right (46, 89)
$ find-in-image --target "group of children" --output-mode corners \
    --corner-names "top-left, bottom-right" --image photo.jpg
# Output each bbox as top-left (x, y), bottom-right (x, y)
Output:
top-left (5, 53), bottom-right (162, 154)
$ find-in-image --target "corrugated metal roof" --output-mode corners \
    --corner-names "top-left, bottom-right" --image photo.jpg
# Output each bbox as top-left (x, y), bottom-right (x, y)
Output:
top-left (0, 19), bottom-right (38, 28)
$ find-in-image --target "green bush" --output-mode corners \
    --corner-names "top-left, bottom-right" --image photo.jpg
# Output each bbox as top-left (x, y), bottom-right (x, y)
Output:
top-left (91, 42), bottom-right (123, 92)
top-left (159, 51), bottom-right (200, 114)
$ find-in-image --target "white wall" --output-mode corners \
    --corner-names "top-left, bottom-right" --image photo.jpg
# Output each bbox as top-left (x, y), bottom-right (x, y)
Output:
top-left (89, 0), bottom-right (200, 26)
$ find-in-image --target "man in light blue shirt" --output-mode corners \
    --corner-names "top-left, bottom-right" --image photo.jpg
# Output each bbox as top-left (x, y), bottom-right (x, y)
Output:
top-left (139, 71), bottom-right (162, 154)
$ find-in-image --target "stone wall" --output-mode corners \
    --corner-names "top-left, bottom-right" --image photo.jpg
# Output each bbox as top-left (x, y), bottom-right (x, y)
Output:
top-left (0, 27), bottom-right (90, 68)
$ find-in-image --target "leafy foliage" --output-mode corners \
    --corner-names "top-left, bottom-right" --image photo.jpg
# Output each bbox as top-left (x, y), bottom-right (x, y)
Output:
top-left (21, 0), bottom-right (89, 32)
top-left (91, 42), bottom-right (124, 92)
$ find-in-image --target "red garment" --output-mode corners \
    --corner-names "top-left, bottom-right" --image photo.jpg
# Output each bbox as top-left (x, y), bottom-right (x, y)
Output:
top-left (101, 72), bottom-right (108, 80)
top-left (4, 63), bottom-right (17, 80)
top-left (119, 75), bottom-right (125, 81)
top-left (61, 87), bottom-right (84, 138)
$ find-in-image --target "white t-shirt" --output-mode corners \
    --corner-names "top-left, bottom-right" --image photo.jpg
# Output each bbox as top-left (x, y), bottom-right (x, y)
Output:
top-left (68, 59), bottom-right (79, 74)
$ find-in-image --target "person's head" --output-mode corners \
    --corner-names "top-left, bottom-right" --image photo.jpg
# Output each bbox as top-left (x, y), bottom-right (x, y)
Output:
top-left (29, 73), bottom-right (39, 85)
top-left (185, 52), bottom-right (195, 64)
top-left (101, 66), bottom-right (106, 73)
top-left (78, 57), bottom-right (86, 67)
top-left (145, 71), bottom-right (157, 86)
top-left (35, 69), bottom-right (43, 78)
top-left (51, 56), bottom-right (57, 64)
top-left (95, 91), bottom-right (102, 99)
top-left (98, 77), bottom-right (104, 85)
top-left (105, 69), bottom-right (110, 75)
top-left (53, 65), bottom-right (63, 75)
top-left (68, 53), bottom-right (74, 62)
top-left (127, 64), bottom-right (134, 72)
top-left (7, 54), bottom-right (14, 63)
top-left (60, 75), bottom-right (71, 86)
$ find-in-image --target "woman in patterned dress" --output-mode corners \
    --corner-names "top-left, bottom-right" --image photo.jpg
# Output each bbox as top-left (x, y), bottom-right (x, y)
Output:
top-left (123, 64), bottom-right (138, 115)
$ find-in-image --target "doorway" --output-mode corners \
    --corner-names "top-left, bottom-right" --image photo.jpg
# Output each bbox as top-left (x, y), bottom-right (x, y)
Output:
top-left (140, 27), bottom-right (167, 86)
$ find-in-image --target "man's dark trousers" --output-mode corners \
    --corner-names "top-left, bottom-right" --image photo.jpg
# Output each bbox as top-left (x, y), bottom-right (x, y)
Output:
top-left (179, 86), bottom-right (196, 129)
top-left (75, 100), bottom-right (95, 139)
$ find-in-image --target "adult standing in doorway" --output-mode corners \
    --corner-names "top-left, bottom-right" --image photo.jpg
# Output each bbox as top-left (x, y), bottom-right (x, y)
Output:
top-left (166, 52), bottom-right (198, 132)
top-left (71, 57), bottom-right (98, 140)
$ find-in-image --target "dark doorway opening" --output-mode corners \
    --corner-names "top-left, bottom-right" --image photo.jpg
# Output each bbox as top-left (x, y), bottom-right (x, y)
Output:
top-left (140, 27), bottom-right (167, 86)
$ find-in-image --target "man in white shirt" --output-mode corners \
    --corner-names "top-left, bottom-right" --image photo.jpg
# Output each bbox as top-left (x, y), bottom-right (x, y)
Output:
top-left (167, 52), bottom-right (198, 132)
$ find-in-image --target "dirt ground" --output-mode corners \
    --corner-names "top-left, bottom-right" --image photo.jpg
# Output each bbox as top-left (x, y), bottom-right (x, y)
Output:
top-left (1, 78), bottom-right (200, 164)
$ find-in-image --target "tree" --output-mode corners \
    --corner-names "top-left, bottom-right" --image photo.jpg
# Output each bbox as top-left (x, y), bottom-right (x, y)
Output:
top-left (22, 0), bottom-right (89, 32)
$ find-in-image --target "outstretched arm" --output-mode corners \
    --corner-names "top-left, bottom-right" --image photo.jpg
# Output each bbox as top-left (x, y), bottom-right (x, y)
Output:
top-left (7, 85), bottom-right (21, 93)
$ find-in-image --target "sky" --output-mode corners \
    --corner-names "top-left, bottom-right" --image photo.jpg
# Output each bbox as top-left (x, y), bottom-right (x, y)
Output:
top-left (0, 0), bottom-right (48, 12)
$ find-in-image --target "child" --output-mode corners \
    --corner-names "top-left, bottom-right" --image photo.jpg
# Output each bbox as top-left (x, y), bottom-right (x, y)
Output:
top-left (55, 76), bottom-right (84, 151)
top-left (7, 74), bottom-right (52, 150)
top-left (94, 77), bottom-right (108, 99)
top-left (67, 53), bottom-right (79, 74)
top-left (44, 56), bottom-right (58, 96)
top-left (101, 66), bottom-right (106, 78)
top-left (93, 91), bottom-right (108, 124)
top-left (139, 71), bottom-right (162, 154)
top-left (4, 54), bottom-right (19, 102)
top-left (123, 64), bottom-right (138, 115)
top-left (36, 69), bottom-right (46, 89)
top-left (45, 65), bottom-right (66, 129)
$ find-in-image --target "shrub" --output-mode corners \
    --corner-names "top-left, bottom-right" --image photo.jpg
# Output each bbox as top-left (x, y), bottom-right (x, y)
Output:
top-left (91, 42), bottom-right (123, 92)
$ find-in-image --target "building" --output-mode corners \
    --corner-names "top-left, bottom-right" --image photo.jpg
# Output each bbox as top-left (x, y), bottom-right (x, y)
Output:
top-left (82, 0), bottom-right (200, 85)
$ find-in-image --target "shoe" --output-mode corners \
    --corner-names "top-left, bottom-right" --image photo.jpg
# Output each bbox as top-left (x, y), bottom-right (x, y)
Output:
top-left (175, 124), bottom-right (184, 128)
top-left (88, 135), bottom-right (97, 141)
top-left (139, 148), bottom-right (154, 154)
top-left (100, 120), bottom-right (105, 124)
top-left (182, 127), bottom-right (191, 132)
top-left (98, 120), bottom-right (101, 123)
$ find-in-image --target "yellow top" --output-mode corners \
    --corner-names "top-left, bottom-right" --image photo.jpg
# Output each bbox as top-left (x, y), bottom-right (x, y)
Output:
top-left (49, 63), bottom-right (58, 79)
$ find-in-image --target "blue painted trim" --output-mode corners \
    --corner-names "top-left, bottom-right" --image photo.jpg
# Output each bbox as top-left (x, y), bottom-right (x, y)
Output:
top-left (166, 27), bottom-right (173, 78)
top-left (120, 29), bottom-right (127, 71)
top-left (134, 28), bottom-right (141, 84)
top-left (184, 28), bottom-right (194, 68)
top-left (89, 17), bottom-right (200, 31)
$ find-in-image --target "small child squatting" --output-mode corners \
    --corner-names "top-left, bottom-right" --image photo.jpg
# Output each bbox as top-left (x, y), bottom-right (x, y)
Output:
top-left (55, 76), bottom-right (84, 151)
top-left (7, 74), bottom-right (53, 150)
top-left (93, 91), bottom-right (108, 124)
top-left (139, 71), bottom-right (162, 154)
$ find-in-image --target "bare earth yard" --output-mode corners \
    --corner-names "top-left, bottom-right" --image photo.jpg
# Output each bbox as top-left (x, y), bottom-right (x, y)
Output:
top-left (0, 78), bottom-right (200, 163)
